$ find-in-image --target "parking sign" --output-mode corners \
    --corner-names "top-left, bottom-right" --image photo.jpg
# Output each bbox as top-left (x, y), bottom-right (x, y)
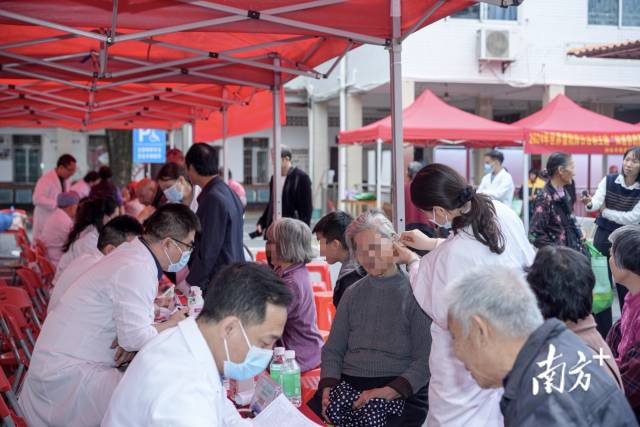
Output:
top-left (133, 129), bottom-right (166, 164)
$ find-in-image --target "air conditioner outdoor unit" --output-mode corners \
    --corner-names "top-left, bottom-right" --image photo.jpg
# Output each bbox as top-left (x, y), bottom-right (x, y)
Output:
top-left (478, 29), bottom-right (513, 62)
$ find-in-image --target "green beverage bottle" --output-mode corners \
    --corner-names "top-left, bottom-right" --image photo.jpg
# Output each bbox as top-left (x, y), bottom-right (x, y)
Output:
top-left (282, 350), bottom-right (301, 407)
top-left (269, 347), bottom-right (286, 386)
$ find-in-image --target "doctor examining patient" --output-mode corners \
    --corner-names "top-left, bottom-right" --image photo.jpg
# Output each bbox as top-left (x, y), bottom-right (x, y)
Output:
top-left (20, 150), bottom-right (638, 427)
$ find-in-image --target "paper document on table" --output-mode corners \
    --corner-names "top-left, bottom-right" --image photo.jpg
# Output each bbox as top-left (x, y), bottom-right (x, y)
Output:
top-left (251, 394), bottom-right (319, 426)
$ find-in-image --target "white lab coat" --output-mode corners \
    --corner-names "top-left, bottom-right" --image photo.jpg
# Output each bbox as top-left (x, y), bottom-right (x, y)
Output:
top-left (49, 250), bottom-right (103, 313)
top-left (19, 238), bottom-right (161, 427)
top-left (102, 317), bottom-right (251, 427)
top-left (32, 169), bottom-right (69, 241)
top-left (409, 201), bottom-right (535, 427)
top-left (54, 226), bottom-right (99, 282)
top-left (477, 168), bottom-right (515, 207)
top-left (70, 180), bottom-right (91, 199)
top-left (39, 208), bottom-right (73, 266)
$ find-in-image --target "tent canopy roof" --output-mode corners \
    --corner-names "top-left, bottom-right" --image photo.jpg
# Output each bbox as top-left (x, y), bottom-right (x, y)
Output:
top-left (339, 89), bottom-right (523, 146)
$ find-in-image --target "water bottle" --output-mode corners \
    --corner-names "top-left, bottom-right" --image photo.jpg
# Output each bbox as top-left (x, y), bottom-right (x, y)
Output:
top-left (282, 350), bottom-right (301, 407)
top-left (188, 286), bottom-right (203, 317)
top-left (269, 347), bottom-right (286, 386)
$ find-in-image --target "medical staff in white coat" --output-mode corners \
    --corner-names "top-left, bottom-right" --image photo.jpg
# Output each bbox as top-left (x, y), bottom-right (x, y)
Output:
top-left (49, 215), bottom-right (143, 313)
top-left (102, 262), bottom-right (292, 427)
top-left (55, 196), bottom-right (118, 282)
top-left (477, 150), bottom-right (515, 207)
top-left (39, 191), bottom-right (79, 266)
top-left (19, 204), bottom-right (199, 427)
top-left (32, 154), bottom-right (77, 241)
top-left (397, 163), bottom-right (534, 427)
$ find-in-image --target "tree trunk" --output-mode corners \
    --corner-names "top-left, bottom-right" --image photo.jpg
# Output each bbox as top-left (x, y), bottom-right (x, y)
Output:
top-left (105, 129), bottom-right (133, 188)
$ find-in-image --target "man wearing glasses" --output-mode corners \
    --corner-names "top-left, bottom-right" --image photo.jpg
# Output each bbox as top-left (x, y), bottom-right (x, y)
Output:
top-left (32, 154), bottom-right (77, 241)
top-left (184, 143), bottom-right (245, 295)
top-left (19, 204), bottom-right (200, 427)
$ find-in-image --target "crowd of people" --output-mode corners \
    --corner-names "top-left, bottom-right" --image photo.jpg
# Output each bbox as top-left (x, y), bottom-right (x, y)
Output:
top-left (14, 143), bottom-right (640, 426)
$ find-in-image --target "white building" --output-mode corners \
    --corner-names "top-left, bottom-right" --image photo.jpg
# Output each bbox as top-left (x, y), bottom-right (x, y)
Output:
top-left (2, 0), bottom-right (640, 213)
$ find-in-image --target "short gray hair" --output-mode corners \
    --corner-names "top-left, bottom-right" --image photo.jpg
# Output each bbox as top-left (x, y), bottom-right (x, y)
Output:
top-left (345, 209), bottom-right (396, 255)
top-left (446, 265), bottom-right (543, 338)
top-left (408, 161), bottom-right (423, 180)
top-left (267, 218), bottom-right (315, 264)
top-left (609, 225), bottom-right (640, 275)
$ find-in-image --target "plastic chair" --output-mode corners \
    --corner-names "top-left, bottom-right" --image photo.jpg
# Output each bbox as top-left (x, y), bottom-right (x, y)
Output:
top-left (301, 368), bottom-right (320, 405)
top-left (255, 249), bottom-right (267, 263)
top-left (312, 282), bottom-right (327, 293)
top-left (0, 308), bottom-right (32, 362)
top-left (36, 255), bottom-right (55, 287)
top-left (33, 240), bottom-right (48, 259)
top-left (15, 268), bottom-right (47, 318)
top-left (313, 291), bottom-right (335, 332)
top-left (0, 312), bottom-right (29, 392)
top-left (0, 287), bottom-right (42, 333)
top-left (307, 261), bottom-right (332, 291)
top-left (0, 366), bottom-right (25, 426)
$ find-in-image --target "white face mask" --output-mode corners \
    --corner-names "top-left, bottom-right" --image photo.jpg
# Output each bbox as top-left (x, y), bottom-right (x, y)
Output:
top-left (223, 321), bottom-right (273, 381)
top-left (164, 239), bottom-right (191, 273)
top-left (163, 181), bottom-right (184, 203)
top-left (432, 208), bottom-right (452, 229)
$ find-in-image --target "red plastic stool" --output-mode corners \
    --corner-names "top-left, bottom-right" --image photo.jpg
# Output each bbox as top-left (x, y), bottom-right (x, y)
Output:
top-left (255, 250), bottom-right (267, 263)
top-left (307, 261), bottom-right (332, 290)
top-left (314, 291), bottom-right (335, 332)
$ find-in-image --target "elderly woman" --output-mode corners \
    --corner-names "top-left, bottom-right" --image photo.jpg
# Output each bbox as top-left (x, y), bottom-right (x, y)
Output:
top-left (446, 266), bottom-right (634, 426)
top-left (526, 246), bottom-right (622, 389)
top-left (607, 225), bottom-right (640, 421)
top-left (266, 218), bottom-right (323, 373)
top-left (311, 210), bottom-right (431, 427)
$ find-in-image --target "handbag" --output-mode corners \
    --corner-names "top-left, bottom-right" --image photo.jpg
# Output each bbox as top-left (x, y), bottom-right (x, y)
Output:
top-left (586, 241), bottom-right (613, 314)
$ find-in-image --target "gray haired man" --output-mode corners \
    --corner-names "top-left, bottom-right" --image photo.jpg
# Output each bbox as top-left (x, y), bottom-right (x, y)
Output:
top-left (446, 266), bottom-right (636, 427)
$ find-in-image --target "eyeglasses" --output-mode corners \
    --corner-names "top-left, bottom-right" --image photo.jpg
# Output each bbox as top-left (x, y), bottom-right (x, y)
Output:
top-left (170, 237), bottom-right (195, 251)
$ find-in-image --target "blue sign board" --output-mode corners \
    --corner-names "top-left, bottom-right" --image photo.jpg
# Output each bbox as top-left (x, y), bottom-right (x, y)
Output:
top-left (133, 129), bottom-right (166, 164)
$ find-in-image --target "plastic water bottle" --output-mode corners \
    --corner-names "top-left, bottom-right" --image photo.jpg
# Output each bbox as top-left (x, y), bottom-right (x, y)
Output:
top-left (282, 350), bottom-right (302, 407)
top-left (269, 347), bottom-right (286, 386)
top-left (188, 286), bottom-right (204, 317)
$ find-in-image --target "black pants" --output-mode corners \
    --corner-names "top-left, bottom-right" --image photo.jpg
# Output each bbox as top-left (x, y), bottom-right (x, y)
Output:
top-left (308, 375), bottom-right (429, 427)
top-left (593, 227), bottom-right (628, 339)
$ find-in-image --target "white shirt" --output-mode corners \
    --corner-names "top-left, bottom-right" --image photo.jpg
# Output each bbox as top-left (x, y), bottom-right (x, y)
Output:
top-left (586, 174), bottom-right (640, 225)
top-left (39, 208), bottom-right (73, 266)
top-left (409, 201), bottom-right (535, 427)
top-left (32, 169), bottom-right (69, 241)
top-left (190, 185), bottom-right (202, 213)
top-left (19, 238), bottom-right (160, 427)
top-left (49, 249), bottom-right (103, 313)
top-left (478, 168), bottom-right (515, 206)
top-left (70, 180), bottom-right (91, 199)
top-left (54, 225), bottom-right (100, 282)
top-left (102, 317), bottom-right (251, 427)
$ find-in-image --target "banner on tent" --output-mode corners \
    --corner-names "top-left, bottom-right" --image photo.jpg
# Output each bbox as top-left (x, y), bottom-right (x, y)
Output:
top-left (526, 131), bottom-right (640, 154)
top-left (133, 129), bottom-right (167, 163)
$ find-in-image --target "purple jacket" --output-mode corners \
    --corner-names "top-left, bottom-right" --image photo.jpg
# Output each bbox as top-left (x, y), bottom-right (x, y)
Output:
top-left (276, 263), bottom-right (323, 372)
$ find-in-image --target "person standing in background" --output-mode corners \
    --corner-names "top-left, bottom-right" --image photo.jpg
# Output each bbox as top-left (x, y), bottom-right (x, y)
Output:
top-left (70, 171), bottom-right (100, 199)
top-left (40, 192), bottom-right (80, 266)
top-left (478, 149), bottom-right (515, 206)
top-left (256, 146), bottom-right (313, 236)
top-left (184, 144), bottom-right (245, 294)
top-left (90, 166), bottom-right (123, 208)
top-left (219, 167), bottom-right (247, 210)
top-left (32, 154), bottom-right (77, 241)
top-left (405, 161), bottom-right (436, 240)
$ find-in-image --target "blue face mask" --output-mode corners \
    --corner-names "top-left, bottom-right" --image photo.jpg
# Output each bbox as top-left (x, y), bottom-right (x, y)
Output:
top-left (164, 240), bottom-right (191, 273)
top-left (163, 182), bottom-right (184, 203)
top-left (223, 322), bottom-right (273, 381)
top-left (432, 208), bottom-right (452, 230)
top-left (484, 163), bottom-right (492, 174)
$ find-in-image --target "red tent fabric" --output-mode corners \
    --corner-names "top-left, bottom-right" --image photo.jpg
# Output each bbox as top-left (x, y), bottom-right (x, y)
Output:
top-left (0, 1), bottom-right (474, 131)
top-left (514, 95), bottom-right (640, 155)
top-left (193, 88), bottom-right (286, 142)
top-left (339, 89), bottom-right (523, 146)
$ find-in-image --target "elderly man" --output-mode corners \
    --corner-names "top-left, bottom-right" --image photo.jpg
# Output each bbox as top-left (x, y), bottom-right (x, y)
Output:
top-left (607, 225), bottom-right (640, 422)
top-left (39, 191), bottom-right (80, 265)
top-left (135, 178), bottom-right (163, 222)
top-left (32, 154), bottom-right (77, 241)
top-left (19, 204), bottom-right (199, 427)
top-left (446, 266), bottom-right (636, 427)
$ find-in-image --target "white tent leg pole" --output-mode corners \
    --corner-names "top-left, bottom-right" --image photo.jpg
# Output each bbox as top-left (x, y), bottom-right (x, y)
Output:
top-left (223, 107), bottom-right (229, 183)
top-left (376, 138), bottom-right (382, 210)
top-left (273, 58), bottom-right (283, 221)
top-left (169, 130), bottom-right (175, 149)
top-left (523, 149), bottom-right (530, 234)
top-left (338, 57), bottom-right (347, 210)
top-left (390, 0), bottom-right (405, 233)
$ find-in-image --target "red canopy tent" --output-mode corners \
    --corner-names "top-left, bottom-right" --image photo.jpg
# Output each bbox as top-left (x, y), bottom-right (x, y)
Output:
top-left (0, 0), bottom-right (478, 229)
top-left (514, 94), bottom-right (640, 155)
top-left (339, 89), bottom-right (523, 145)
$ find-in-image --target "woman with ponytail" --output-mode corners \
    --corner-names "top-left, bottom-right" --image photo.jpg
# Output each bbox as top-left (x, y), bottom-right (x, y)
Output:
top-left (398, 163), bottom-right (534, 427)
top-left (55, 196), bottom-right (118, 281)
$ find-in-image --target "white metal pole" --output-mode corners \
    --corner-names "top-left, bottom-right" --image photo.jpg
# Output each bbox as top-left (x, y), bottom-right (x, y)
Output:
top-left (222, 107), bottom-right (229, 184)
top-left (522, 148), bottom-right (530, 234)
top-left (338, 56), bottom-right (347, 210)
top-left (376, 138), bottom-right (382, 209)
top-left (390, 0), bottom-right (405, 233)
top-left (273, 57), bottom-right (283, 221)
top-left (307, 93), bottom-right (315, 190)
top-left (169, 130), bottom-right (175, 150)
